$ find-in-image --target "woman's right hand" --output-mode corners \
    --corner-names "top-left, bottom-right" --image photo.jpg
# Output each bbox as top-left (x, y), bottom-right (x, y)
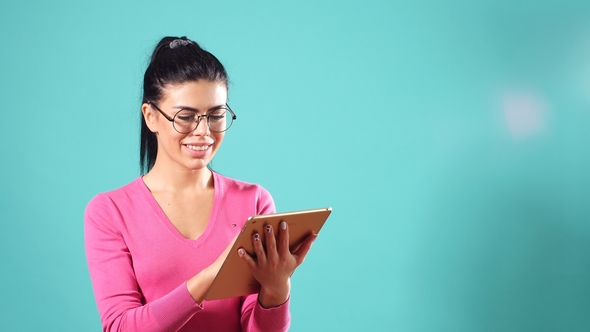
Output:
top-left (186, 236), bottom-right (237, 304)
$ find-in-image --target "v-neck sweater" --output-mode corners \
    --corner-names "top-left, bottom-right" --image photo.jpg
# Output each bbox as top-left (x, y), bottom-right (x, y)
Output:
top-left (84, 172), bottom-right (290, 332)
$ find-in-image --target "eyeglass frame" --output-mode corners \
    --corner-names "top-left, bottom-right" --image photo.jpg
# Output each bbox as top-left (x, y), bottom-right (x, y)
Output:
top-left (148, 102), bottom-right (237, 134)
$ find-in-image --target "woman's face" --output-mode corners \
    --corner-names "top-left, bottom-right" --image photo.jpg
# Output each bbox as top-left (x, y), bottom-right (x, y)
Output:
top-left (142, 80), bottom-right (228, 172)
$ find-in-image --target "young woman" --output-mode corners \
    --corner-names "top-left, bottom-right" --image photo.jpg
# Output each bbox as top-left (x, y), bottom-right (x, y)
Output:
top-left (84, 36), bottom-right (316, 332)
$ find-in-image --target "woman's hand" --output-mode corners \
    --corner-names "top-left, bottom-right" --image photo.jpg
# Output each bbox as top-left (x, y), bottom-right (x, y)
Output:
top-left (238, 221), bottom-right (317, 308)
top-left (186, 236), bottom-right (237, 304)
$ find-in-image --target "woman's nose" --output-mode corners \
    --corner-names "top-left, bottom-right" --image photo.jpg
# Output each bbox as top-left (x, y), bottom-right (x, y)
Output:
top-left (192, 115), bottom-right (210, 135)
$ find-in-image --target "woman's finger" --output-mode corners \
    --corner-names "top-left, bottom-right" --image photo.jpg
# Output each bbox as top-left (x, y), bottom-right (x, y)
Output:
top-left (264, 224), bottom-right (278, 265)
top-left (277, 221), bottom-right (290, 256)
top-left (252, 232), bottom-right (266, 264)
top-left (237, 247), bottom-right (257, 270)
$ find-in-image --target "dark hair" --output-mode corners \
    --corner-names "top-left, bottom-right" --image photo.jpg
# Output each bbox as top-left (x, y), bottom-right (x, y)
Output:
top-left (140, 36), bottom-right (229, 173)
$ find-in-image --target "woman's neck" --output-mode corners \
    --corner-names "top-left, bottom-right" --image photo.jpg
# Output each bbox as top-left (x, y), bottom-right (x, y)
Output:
top-left (143, 162), bottom-right (213, 193)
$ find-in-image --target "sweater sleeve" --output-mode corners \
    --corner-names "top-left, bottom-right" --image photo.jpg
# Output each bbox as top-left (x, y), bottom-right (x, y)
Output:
top-left (239, 185), bottom-right (292, 332)
top-left (241, 295), bottom-right (291, 332)
top-left (84, 194), bottom-right (203, 332)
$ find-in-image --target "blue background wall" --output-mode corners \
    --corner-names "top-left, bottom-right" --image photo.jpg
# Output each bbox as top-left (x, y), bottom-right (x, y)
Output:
top-left (1, 0), bottom-right (590, 331)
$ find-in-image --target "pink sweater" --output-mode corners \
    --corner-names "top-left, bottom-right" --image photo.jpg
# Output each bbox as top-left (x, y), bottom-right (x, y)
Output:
top-left (84, 172), bottom-right (290, 332)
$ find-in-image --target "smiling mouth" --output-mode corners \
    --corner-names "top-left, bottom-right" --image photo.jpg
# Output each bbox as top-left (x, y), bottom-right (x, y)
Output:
top-left (186, 145), bottom-right (209, 151)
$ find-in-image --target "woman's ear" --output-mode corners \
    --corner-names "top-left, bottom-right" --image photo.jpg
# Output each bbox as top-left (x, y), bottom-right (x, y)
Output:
top-left (142, 103), bottom-right (158, 133)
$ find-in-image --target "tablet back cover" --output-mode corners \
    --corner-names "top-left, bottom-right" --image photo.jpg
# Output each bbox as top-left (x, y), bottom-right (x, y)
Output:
top-left (205, 207), bottom-right (331, 301)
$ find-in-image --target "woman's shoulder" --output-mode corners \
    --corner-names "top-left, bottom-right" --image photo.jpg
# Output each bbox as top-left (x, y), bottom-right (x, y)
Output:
top-left (214, 172), bottom-right (269, 193)
top-left (213, 172), bottom-right (275, 214)
top-left (86, 177), bottom-right (145, 210)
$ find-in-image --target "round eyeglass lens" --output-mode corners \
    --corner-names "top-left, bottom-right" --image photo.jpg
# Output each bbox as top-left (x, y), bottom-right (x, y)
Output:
top-left (207, 109), bottom-right (231, 132)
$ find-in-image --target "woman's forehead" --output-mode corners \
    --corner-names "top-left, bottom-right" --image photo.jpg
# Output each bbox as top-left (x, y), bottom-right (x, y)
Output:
top-left (160, 80), bottom-right (228, 106)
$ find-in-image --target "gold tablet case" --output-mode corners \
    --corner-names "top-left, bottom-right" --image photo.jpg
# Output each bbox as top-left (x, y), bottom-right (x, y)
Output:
top-left (205, 207), bottom-right (332, 301)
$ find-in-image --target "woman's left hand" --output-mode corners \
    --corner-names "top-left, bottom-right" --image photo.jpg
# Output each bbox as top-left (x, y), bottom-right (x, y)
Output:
top-left (238, 221), bottom-right (317, 308)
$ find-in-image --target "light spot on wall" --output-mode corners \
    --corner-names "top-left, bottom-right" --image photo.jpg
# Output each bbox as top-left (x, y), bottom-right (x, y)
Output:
top-left (502, 91), bottom-right (548, 140)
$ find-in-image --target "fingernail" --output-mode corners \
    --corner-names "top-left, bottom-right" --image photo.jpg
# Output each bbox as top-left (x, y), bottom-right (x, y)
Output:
top-left (238, 248), bottom-right (245, 256)
top-left (280, 221), bottom-right (287, 230)
top-left (254, 233), bottom-right (260, 242)
top-left (265, 225), bottom-right (272, 233)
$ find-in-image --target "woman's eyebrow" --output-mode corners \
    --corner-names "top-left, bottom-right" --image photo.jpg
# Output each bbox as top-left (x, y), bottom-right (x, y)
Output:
top-left (172, 105), bottom-right (226, 112)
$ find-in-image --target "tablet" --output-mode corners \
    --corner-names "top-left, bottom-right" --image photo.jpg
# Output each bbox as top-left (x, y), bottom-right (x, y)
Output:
top-left (205, 207), bottom-right (332, 301)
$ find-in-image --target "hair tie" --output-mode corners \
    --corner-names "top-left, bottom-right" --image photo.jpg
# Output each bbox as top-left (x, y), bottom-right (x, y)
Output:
top-left (169, 39), bottom-right (192, 49)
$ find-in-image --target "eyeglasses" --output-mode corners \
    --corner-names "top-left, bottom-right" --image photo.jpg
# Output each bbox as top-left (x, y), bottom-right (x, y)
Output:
top-left (149, 102), bottom-right (236, 133)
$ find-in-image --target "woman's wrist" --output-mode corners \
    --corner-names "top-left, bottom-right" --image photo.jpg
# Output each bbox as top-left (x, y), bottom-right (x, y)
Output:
top-left (186, 267), bottom-right (215, 304)
top-left (258, 279), bottom-right (291, 308)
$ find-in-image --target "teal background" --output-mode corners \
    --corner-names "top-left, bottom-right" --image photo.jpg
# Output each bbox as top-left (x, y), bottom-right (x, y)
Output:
top-left (1, 0), bottom-right (590, 331)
